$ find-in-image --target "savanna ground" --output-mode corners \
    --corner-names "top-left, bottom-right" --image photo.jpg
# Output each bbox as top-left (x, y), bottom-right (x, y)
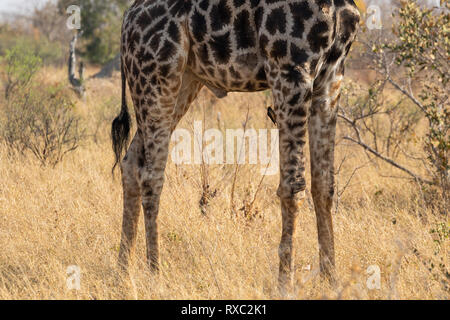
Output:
top-left (0, 62), bottom-right (448, 300)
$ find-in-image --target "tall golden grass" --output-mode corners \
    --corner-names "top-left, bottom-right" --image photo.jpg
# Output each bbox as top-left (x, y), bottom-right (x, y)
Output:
top-left (0, 67), bottom-right (447, 299)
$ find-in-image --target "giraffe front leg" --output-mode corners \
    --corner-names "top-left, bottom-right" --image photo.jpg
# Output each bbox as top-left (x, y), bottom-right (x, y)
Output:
top-left (277, 123), bottom-right (309, 294)
top-left (118, 134), bottom-right (142, 272)
top-left (309, 103), bottom-right (337, 283)
top-left (269, 64), bottom-right (313, 294)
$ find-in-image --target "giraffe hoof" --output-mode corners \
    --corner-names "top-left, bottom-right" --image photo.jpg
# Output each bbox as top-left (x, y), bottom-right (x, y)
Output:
top-left (277, 276), bottom-right (294, 298)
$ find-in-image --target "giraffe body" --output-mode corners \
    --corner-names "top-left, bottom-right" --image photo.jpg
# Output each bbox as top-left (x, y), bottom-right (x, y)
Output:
top-left (113, 0), bottom-right (360, 293)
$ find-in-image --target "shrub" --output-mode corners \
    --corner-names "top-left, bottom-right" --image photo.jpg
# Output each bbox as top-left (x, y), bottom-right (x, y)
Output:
top-left (0, 84), bottom-right (85, 167)
top-left (1, 41), bottom-right (42, 99)
top-left (385, 0), bottom-right (449, 202)
top-left (341, 1), bottom-right (449, 210)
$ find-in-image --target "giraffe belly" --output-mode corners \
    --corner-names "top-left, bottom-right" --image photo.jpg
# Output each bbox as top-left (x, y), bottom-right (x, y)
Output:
top-left (187, 51), bottom-right (269, 93)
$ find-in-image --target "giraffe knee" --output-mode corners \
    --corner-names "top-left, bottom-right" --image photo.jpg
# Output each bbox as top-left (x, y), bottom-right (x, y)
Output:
top-left (311, 172), bottom-right (335, 199)
top-left (121, 151), bottom-right (141, 196)
top-left (120, 152), bottom-right (136, 176)
top-left (311, 179), bottom-right (335, 210)
top-left (277, 182), bottom-right (306, 211)
top-left (277, 175), bottom-right (307, 199)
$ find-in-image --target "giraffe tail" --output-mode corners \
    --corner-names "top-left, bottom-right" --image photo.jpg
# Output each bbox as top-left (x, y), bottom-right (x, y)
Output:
top-left (111, 56), bottom-right (131, 173)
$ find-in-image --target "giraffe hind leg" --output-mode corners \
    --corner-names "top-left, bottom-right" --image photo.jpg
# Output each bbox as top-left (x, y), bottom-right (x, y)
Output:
top-left (120, 3), bottom-right (197, 271)
top-left (118, 134), bottom-right (143, 272)
top-left (309, 5), bottom-right (360, 283)
top-left (309, 61), bottom-right (345, 283)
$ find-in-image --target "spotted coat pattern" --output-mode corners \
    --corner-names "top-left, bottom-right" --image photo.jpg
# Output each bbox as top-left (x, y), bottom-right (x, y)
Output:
top-left (114, 0), bottom-right (360, 293)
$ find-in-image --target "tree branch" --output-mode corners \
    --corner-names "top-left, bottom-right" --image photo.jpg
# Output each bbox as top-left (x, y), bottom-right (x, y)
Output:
top-left (387, 76), bottom-right (426, 113)
top-left (343, 136), bottom-right (433, 185)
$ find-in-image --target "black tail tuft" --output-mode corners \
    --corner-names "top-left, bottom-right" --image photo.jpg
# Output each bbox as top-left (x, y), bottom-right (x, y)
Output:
top-left (111, 58), bottom-right (131, 173)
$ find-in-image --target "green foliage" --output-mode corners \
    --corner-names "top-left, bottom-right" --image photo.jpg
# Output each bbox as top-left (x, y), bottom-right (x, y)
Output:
top-left (391, 1), bottom-right (449, 81)
top-left (430, 222), bottom-right (449, 247)
top-left (0, 26), bottom-right (66, 66)
top-left (0, 24), bottom-right (83, 166)
top-left (0, 84), bottom-right (84, 167)
top-left (34, 37), bottom-right (66, 66)
top-left (0, 25), bottom-right (18, 55)
top-left (1, 40), bottom-right (42, 99)
top-left (58, 0), bottom-right (129, 64)
top-left (385, 1), bottom-right (449, 195)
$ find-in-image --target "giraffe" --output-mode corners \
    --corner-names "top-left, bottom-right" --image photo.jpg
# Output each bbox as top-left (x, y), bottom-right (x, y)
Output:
top-left (112, 0), bottom-right (360, 293)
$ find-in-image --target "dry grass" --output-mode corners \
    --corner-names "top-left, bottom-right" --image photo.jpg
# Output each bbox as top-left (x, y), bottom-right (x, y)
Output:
top-left (0, 67), bottom-right (448, 300)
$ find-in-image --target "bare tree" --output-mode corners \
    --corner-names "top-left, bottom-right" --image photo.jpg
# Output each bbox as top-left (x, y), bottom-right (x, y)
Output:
top-left (68, 33), bottom-right (86, 97)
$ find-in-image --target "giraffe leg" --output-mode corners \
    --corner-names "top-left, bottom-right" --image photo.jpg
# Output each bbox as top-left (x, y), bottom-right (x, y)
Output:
top-left (266, 62), bottom-right (313, 294)
top-left (117, 69), bottom-right (201, 272)
top-left (309, 63), bottom-right (344, 282)
top-left (138, 72), bottom-right (202, 272)
top-left (118, 133), bottom-right (143, 271)
top-left (170, 72), bottom-right (203, 133)
top-left (119, 8), bottom-right (203, 271)
top-left (139, 128), bottom-right (169, 272)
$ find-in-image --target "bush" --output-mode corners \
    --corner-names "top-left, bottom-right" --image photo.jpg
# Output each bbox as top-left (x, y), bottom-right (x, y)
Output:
top-left (1, 41), bottom-right (42, 99)
top-left (341, 1), bottom-right (449, 210)
top-left (0, 84), bottom-right (85, 167)
top-left (0, 26), bottom-right (66, 67)
top-left (33, 37), bottom-right (66, 66)
top-left (385, 0), bottom-right (449, 201)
